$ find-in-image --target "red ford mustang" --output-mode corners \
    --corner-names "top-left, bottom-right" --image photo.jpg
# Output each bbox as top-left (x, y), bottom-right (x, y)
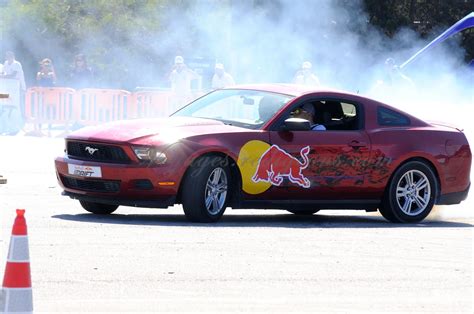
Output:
top-left (54, 84), bottom-right (471, 223)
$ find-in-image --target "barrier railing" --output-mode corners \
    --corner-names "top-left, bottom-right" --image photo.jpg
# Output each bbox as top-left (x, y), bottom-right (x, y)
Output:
top-left (132, 91), bottom-right (172, 118)
top-left (22, 87), bottom-right (203, 136)
top-left (25, 87), bottom-right (76, 136)
top-left (75, 89), bottom-right (132, 125)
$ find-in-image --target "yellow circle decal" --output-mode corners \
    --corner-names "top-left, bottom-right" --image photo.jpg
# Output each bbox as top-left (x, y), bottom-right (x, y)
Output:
top-left (237, 140), bottom-right (272, 195)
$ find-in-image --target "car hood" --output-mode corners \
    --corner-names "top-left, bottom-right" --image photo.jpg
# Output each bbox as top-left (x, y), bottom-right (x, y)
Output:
top-left (67, 117), bottom-right (249, 144)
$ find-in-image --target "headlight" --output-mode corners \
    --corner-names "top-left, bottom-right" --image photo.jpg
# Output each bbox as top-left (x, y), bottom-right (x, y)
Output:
top-left (132, 146), bottom-right (167, 164)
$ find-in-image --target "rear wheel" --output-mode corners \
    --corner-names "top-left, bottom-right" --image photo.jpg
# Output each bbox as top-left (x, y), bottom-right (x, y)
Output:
top-left (379, 161), bottom-right (438, 223)
top-left (80, 200), bottom-right (118, 215)
top-left (287, 210), bottom-right (320, 215)
top-left (181, 156), bottom-right (231, 222)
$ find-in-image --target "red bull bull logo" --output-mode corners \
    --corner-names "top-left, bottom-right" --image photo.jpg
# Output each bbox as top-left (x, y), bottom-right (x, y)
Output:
top-left (252, 145), bottom-right (311, 188)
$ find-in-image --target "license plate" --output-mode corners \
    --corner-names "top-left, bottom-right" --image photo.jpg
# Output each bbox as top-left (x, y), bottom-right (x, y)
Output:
top-left (68, 164), bottom-right (102, 178)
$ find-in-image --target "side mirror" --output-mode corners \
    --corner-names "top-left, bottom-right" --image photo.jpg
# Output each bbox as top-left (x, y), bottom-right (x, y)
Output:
top-left (282, 118), bottom-right (311, 131)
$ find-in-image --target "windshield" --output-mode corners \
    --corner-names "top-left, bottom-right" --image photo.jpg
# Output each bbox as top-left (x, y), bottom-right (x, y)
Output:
top-left (172, 89), bottom-right (295, 129)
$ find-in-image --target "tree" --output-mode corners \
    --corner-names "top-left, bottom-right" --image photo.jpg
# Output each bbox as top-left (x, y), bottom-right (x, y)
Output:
top-left (0, 0), bottom-right (193, 89)
top-left (363, 0), bottom-right (474, 62)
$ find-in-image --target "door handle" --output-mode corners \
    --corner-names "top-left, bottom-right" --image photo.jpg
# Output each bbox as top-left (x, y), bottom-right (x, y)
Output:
top-left (348, 140), bottom-right (367, 148)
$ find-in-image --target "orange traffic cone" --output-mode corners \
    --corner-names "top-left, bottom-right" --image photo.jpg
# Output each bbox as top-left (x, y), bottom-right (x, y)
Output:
top-left (1, 209), bottom-right (33, 313)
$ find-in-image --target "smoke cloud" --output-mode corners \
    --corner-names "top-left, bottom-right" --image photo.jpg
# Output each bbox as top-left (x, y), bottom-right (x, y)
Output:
top-left (157, 0), bottom-right (473, 157)
top-left (2, 1), bottom-right (471, 101)
top-left (1, 2), bottom-right (472, 129)
top-left (2, 0), bottom-right (473, 154)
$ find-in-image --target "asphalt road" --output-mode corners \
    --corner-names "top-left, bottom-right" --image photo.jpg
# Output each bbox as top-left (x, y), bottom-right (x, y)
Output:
top-left (0, 136), bottom-right (472, 313)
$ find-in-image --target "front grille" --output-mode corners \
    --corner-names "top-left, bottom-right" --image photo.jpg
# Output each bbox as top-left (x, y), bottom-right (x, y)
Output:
top-left (67, 141), bottom-right (131, 164)
top-left (60, 175), bottom-right (121, 193)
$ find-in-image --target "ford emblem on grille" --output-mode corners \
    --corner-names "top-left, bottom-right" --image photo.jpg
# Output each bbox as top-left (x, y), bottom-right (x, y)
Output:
top-left (85, 146), bottom-right (99, 155)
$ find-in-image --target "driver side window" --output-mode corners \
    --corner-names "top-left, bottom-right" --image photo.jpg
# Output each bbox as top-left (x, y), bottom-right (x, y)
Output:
top-left (283, 99), bottom-right (362, 131)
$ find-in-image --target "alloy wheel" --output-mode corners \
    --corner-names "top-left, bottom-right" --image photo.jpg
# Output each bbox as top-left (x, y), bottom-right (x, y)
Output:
top-left (204, 167), bottom-right (228, 215)
top-left (395, 170), bottom-right (431, 216)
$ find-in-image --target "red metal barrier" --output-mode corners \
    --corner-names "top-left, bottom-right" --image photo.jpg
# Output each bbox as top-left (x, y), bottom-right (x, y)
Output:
top-left (75, 89), bottom-right (131, 125)
top-left (25, 87), bottom-right (76, 136)
top-left (131, 91), bottom-right (172, 118)
top-left (23, 87), bottom-right (202, 135)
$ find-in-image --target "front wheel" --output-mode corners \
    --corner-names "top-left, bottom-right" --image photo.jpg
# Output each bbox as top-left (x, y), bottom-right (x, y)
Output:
top-left (80, 200), bottom-right (118, 215)
top-left (379, 161), bottom-right (438, 223)
top-left (181, 156), bottom-right (231, 222)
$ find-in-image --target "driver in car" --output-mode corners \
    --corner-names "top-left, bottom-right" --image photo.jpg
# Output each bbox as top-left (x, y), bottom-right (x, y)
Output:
top-left (291, 103), bottom-right (326, 131)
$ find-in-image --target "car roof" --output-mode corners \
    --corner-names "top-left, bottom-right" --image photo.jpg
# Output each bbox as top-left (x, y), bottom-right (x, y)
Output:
top-left (225, 83), bottom-right (431, 129)
top-left (224, 83), bottom-right (355, 98)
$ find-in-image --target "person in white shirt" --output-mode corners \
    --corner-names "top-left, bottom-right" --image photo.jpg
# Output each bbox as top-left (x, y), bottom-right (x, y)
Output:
top-left (293, 61), bottom-right (320, 87)
top-left (2, 51), bottom-right (26, 92)
top-left (169, 56), bottom-right (199, 111)
top-left (1, 51), bottom-right (26, 124)
top-left (211, 63), bottom-right (235, 89)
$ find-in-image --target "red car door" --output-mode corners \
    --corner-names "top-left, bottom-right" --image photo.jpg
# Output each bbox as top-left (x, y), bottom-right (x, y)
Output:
top-left (255, 98), bottom-right (372, 201)
top-left (265, 130), bottom-right (371, 200)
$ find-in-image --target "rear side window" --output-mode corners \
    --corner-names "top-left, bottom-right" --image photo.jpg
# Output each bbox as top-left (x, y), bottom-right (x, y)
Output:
top-left (377, 107), bottom-right (410, 126)
top-left (341, 102), bottom-right (356, 117)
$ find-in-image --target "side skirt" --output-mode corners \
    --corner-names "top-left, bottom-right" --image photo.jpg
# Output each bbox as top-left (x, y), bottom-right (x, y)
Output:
top-left (234, 199), bottom-right (380, 211)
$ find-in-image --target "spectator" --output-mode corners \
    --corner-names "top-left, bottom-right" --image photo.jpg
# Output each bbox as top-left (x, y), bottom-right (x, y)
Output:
top-left (383, 57), bottom-right (414, 87)
top-left (169, 55), bottom-right (199, 111)
top-left (293, 61), bottom-right (320, 87)
top-left (2, 51), bottom-right (26, 92)
top-left (70, 54), bottom-right (94, 88)
top-left (211, 63), bottom-right (235, 89)
top-left (36, 58), bottom-right (57, 87)
top-left (368, 58), bottom-right (415, 103)
top-left (1, 51), bottom-right (26, 121)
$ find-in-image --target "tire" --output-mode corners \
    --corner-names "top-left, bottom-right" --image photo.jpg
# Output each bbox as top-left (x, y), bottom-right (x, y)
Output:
top-left (181, 156), bottom-right (231, 222)
top-left (80, 200), bottom-right (118, 215)
top-left (379, 161), bottom-right (438, 223)
top-left (287, 210), bottom-right (320, 215)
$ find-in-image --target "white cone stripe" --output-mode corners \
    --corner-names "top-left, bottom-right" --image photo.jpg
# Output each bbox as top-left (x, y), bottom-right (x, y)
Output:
top-left (1, 288), bottom-right (33, 313)
top-left (6, 259), bottom-right (30, 263)
top-left (9, 235), bottom-right (28, 239)
top-left (7, 237), bottom-right (29, 262)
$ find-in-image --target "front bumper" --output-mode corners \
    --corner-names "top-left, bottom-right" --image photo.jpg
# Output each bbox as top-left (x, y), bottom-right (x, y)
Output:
top-left (437, 183), bottom-right (470, 205)
top-left (55, 156), bottom-right (182, 205)
top-left (63, 191), bottom-right (176, 208)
